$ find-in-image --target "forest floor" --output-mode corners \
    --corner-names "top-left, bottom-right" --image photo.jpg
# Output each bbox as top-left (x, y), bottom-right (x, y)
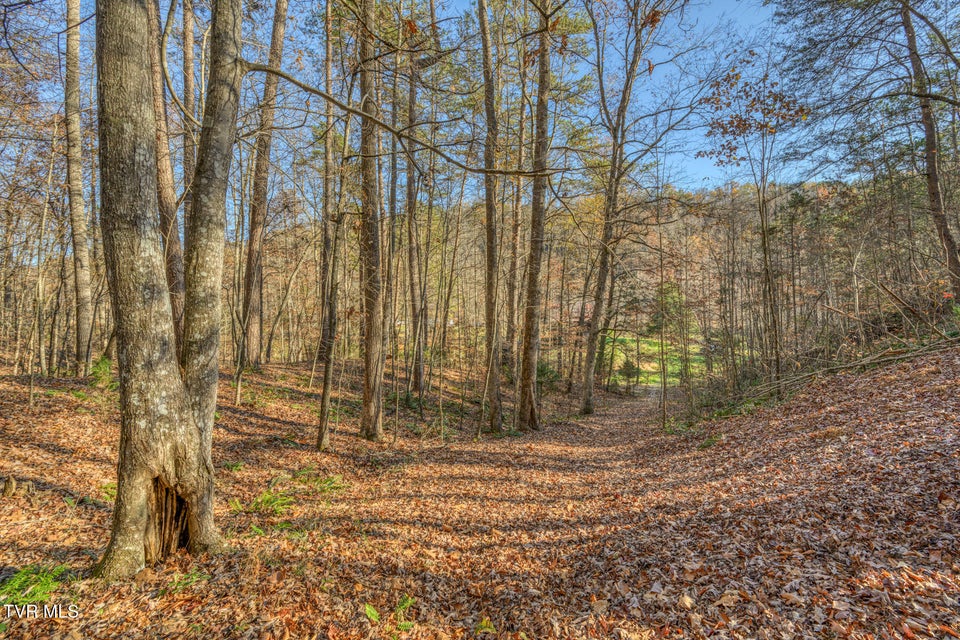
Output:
top-left (0, 350), bottom-right (959, 640)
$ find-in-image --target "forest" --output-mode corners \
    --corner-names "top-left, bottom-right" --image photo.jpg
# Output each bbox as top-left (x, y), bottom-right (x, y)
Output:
top-left (0, 0), bottom-right (959, 637)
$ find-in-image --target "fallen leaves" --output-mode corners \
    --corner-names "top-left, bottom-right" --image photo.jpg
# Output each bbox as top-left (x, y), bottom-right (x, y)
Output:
top-left (1, 348), bottom-right (959, 638)
top-left (713, 591), bottom-right (741, 608)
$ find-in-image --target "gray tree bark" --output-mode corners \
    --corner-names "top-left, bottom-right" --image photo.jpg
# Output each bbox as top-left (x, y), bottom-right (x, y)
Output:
top-left (478, 0), bottom-right (502, 433)
top-left (94, 0), bottom-right (243, 579)
top-left (65, 0), bottom-right (93, 375)
top-left (182, 0), bottom-right (196, 221)
top-left (147, 0), bottom-right (186, 356)
top-left (405, 53), bottom-right (425, 397)
top-left (901, 1), bottom-right (960, 298)
top-left (359, 0), bottom-right (385, 440)
top-left (317, 0), bottom-right (338, 450)
top-left (517, 0), bottom-right (551, 432)
top-left (241, 0), bottom-right (289, 369)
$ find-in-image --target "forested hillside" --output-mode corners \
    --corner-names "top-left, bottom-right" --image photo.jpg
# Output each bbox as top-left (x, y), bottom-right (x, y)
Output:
top-left (2, 326), bottom-right (959, 637)
top-left (0, 0), bottom-right (958, 636)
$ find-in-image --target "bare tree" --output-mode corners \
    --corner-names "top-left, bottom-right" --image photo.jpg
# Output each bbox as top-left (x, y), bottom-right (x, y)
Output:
top-left (64, 0), bottom-right (93, 374)
top-left (147, 0), bottom-right (185, 354)
top-left (581, 0), bottom-right (677, 414)
top-left (478, 0), bottom-right (502, 433)
top-left (358, 0), bottom-right (385, 440)
top-left (241, 0), bottom-right (290, 370)
top-left (517, 0), bottom-right (552, 432)
top-left (900, 1), bottom-right (960, 297)
top-left (94, 0), bottom-right (243, 578)
top-left (316, 0), bottom-right (340, 450)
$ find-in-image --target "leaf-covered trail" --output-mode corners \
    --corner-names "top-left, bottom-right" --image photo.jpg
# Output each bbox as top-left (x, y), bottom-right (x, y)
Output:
top-left (1, 350), bottom-right (959, 639)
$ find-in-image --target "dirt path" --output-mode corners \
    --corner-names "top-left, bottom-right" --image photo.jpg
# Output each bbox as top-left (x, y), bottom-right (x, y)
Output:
top-left (1, 352), bottom-right (959, 639)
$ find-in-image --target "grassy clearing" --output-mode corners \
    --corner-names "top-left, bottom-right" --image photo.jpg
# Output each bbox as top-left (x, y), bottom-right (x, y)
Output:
top-left (603, 336), bottom-right (707, 387)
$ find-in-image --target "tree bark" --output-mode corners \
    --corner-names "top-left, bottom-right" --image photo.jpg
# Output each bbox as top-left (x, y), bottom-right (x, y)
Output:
top-left (757, 185), bottom-right (781, 388)
top-left (517, 1), bottom-right (551, 431)
top-left (901, 1), bottom-right (960, 298)
top-left (478, 0), bottom-right (502, 433)
top-left (581, 181), bottom-right (616, 414)
top-left (147, 0), bottom-right (186, 356)
top-left (505, 46), bottom-right (527, 372)
top-left (359, 0), bottom-right (385, 440)
top-left (94, 0), bottom-right (243, 580)
top-left (65, 0), bottom-right (94, 375)
top-left (405, 52), bottom-right (425, 396)
top-left (317, 0), bottom-right (338, 450)
top-left (182, 0), bottom-right (196, 223)
top-left (241, 0), bottom-right (289, 370)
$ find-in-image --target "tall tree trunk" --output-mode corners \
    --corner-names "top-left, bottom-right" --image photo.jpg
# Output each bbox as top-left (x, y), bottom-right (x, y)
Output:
top-left (901, 1), bottom-right (960, 298)
top-left (65, 0), bottom-right (93, 375)
top-left (581, 178), bottom-right (617, 414)
top-left (182, 0), bottom-right (196, 222)
top-left (595, 263), bottom-right (616, 378)
top-left (317, 0), bottom-right (338, 450)
top-left (757, 185), bottom-right (781, 388)
top-left (580, 0), bottom-right (648, 414)
top-left (147, 0), bottom-right (186, 356)
top-left (94, 0), bottom-right (242, 579)
top-left (478, 0), bottom-right (502, 433)
top-left (505, 54), bottom-right (527, 372)
top-left (405, 37), bottom-right (425, 396)
top-left (241, 0), bottom-right (289, 370)
top-left (359, 0), bottom-right (385, 440)
top-left (517, 1), bottom-right (551, 431)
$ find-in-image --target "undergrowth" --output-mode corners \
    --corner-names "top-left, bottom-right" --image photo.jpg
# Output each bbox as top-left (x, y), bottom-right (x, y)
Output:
top-left (0, 564), bottom-right (70, 606)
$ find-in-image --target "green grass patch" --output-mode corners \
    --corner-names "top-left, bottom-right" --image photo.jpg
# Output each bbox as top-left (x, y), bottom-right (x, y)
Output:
top-left (602, 336), bottom-right (708, 388)
top-left (231, 489), bottom-right (295, 517)
top-left (89, 356), bottom-right (118, 390)
top-left (0, 564), bottom-right (69, 606)
top-left (100, 482), bottom-right (117, 502)
top-left (249, 490), bottom-right (294, 516)
top-left (698, 433), bottom-right (723, 449)
top-left (293, 467), bottom-right (346, 493)
top-left (161, 570), bottom-right (210, 596)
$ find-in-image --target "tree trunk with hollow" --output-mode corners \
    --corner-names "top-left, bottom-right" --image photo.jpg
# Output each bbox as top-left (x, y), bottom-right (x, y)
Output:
top-left (94, 0), bottom-right (243, 580)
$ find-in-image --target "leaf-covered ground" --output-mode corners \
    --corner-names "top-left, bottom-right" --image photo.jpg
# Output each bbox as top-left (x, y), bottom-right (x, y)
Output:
top-left (1, 349), bottom-right (958, 639)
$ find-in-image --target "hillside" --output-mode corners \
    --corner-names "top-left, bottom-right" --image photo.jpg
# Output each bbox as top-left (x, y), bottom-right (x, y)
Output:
top-left (1, 350), bottom-right (959, 639)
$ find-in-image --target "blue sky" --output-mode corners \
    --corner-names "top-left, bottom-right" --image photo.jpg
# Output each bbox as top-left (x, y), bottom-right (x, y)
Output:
top-left (670, 0), bottom-right (779, 187)
top-left (441, 0), bottom-right (779, 187)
